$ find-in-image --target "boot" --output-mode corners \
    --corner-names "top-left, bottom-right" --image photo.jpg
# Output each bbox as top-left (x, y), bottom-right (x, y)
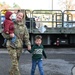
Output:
top-left (9, 69), bottom-right (14, 75)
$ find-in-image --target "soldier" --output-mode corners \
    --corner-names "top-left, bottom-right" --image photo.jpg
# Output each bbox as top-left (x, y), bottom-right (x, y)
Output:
top-left (6, 10), bottom-right (31, 75)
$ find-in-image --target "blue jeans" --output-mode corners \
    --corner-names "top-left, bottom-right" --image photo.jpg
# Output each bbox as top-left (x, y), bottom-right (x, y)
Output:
top-left (11, 35), bottom-right (16, 43)
top-left (3, 35), bottom-right (16, 45)
top-left (31, 59), bottom-right (44, 75)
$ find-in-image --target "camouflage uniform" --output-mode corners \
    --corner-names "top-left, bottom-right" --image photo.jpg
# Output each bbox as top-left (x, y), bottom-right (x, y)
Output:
top-left (6, 21), bottom-right (31, 75)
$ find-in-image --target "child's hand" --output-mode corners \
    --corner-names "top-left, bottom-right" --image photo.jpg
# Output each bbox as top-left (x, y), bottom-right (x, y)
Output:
top-left (6, 31), bottom-right (9, 34)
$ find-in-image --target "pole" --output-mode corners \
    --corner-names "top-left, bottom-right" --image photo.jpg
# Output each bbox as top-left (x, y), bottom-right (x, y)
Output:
top-left (52, 0), bottom-right (53, 10)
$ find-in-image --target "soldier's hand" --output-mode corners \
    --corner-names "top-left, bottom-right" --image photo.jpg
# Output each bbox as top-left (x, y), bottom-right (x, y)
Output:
top-left (27, 45), bottom-right (31, 50)
top-left (10, 33), bottom-right (15, 38)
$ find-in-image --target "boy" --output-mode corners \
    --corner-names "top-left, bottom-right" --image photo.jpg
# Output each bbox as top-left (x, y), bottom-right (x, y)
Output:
top-left (29, 35), bottom-right (47, 75)
top-left (2, 11), bottom-right (16, 48)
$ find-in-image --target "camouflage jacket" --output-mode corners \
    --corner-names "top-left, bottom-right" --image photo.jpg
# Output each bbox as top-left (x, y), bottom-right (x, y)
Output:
top-left (6, 21), bottom-right (31, 48)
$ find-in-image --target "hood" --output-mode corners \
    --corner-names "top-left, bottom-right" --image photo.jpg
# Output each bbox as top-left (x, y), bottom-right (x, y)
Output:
top-left (5, 11), bottom-right (12, 20)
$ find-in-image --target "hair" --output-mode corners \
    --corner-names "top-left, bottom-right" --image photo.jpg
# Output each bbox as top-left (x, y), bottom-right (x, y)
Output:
top-left (17, 10), bottom-right (23, 13)
top-left (35, 35), bottom-right (42, 40)
top-left (17, 10), bottom-right (28, 19)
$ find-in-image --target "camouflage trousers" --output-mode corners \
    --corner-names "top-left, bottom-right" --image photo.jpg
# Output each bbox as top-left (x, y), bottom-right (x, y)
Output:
top-left (7, 47), bottom-right (22, 75)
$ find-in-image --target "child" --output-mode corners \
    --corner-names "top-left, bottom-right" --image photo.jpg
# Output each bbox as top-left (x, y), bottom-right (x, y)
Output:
top-left (29, 35), bottom-right (47, 75)
top-left (2, 11), bottom-right (16, 48)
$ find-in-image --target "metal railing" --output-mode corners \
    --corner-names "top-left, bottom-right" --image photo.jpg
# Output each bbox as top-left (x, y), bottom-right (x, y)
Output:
top-left (0, 9), bottom-right (75, 34)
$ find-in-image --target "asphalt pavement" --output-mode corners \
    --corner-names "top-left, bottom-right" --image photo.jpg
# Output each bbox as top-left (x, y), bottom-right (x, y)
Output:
top-left (0, 48), bottom-right (75, 75)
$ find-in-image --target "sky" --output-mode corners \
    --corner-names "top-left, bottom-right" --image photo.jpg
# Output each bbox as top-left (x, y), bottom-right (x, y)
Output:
top-left (0, 0), bottom-right (52, 10)
top-left (1, 0), bottom-right (75, 10)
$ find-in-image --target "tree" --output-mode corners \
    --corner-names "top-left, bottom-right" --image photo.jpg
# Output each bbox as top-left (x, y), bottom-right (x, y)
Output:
top-left (58, 0), bottom-right (75, 10)
top-left (13, 3), bottom-right (20, 9)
